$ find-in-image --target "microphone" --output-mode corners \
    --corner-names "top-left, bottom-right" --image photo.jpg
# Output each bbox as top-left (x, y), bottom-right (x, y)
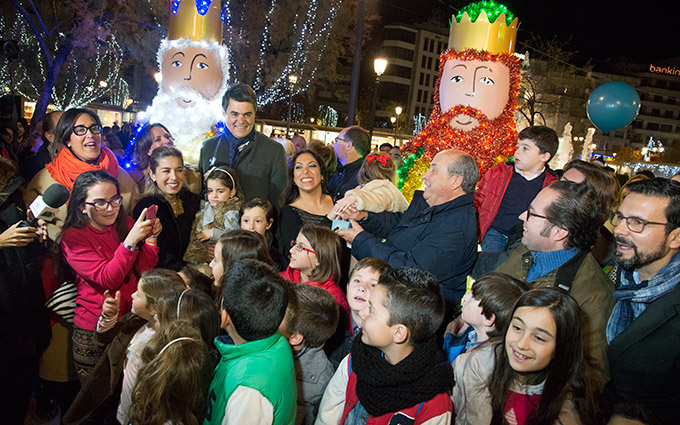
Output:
top-left (20, 183), bottom-right (70, 228)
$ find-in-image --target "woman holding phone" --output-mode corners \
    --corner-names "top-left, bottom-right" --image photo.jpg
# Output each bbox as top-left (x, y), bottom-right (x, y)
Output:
top-left (60, 170), bottom-right (161, 382)
top-left (133, 146), bottom-right (200, 271)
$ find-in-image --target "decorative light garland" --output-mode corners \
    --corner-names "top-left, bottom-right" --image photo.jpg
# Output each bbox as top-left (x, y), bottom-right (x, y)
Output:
top-left (398, 48), bottom-right (521, 201)
top-left (456, 1), bottom-right (515, 26)
top-left (318, 105), bottom-right (338, 127)
top-left (0, 12), bottom-right (128, 110)
top-left (222, 0), bottom-right (342, 106)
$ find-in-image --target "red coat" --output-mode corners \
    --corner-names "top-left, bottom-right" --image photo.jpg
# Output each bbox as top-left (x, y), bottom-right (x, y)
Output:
top-left (474, 162), bottom-right (557, 242)
top-left (280, 266), bottom-right (349, 312)
top-left (61, 217), bottom-right (159, 331)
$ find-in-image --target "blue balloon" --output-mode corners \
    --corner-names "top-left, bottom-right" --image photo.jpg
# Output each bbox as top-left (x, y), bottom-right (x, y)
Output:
top-left (587, 82), bottom-right (640, 133)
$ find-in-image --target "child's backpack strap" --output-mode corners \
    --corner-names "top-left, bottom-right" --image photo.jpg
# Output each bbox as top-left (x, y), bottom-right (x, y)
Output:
top-left (416, 401), bottom-right (424, 416)
top-left (347, 354), bottom-right (352, 375)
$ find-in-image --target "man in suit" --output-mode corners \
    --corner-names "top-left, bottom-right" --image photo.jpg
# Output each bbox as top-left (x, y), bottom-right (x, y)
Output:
top-left (606, 178), bottom-right (680, 424)
top-left (198, 83), bottom-right (287, 209)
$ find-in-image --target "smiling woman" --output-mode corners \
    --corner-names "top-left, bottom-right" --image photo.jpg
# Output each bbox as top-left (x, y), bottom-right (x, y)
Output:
top-left (277, 149), bottom-right (335, 265)
top-left (133, 146), bottom-right (200, 271)
top-left (59, 170), bottom-right (160, 382)
top-left (23, 108), bottom-right (140, 241)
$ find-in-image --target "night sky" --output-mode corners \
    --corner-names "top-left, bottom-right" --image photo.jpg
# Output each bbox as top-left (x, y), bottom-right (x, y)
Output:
top-left (378, 0), bottom-right (678, 65)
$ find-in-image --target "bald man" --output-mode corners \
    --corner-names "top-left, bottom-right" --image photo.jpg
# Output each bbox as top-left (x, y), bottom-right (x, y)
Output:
top-left (337, 150), bottom-right (479, 317)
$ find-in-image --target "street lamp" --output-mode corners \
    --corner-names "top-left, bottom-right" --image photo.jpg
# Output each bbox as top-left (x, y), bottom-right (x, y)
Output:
top-left (286, 74), bottom-right (298, 139)
top-left (395, 105), bottom-right (402, 144)
top-left (369, 58), bottom-right (388, 141)
top-left (390, 116), bottom-right (397, 140)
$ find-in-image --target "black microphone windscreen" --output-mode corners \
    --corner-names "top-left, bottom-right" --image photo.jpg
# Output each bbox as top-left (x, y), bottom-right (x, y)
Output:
top-left (42, 184), bottom-right (71, 208)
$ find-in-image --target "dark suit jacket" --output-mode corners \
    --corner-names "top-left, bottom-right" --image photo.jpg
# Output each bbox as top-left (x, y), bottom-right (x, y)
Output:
top-left (198, 131), bottom-right (287, 210)
top-left (607, 282), bottom-right (680, 424)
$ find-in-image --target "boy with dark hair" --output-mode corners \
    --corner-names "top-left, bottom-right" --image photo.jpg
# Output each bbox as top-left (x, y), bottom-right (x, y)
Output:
top-left (475, 125), bottom-right (559, 252)
top-left (316, 267), bottom-right (453, 425)
top-left (205, 259), bottom-right (296, 425)
top-left (280, 283), bottom-right (340, 425)
top-left (443, 272), bottom-right (531, 363)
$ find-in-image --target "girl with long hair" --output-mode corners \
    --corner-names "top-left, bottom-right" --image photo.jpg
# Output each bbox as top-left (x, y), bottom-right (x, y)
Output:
top-left (60, 169), bottom-right (161, 382)
top-left (280, 224), bottom-right (348, 311)
top-left (127, 320), bottom-right (213, 425)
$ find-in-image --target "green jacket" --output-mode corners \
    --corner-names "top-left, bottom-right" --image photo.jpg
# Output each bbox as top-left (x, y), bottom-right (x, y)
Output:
top-left (204, 333), bottom-right (296, 425)
top-left (495, 245), bottom-right (615, 380)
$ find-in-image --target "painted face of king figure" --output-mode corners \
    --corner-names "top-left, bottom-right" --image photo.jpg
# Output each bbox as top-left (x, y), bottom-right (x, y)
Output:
top-left (439, 58), bottom-right (510, 131)
top-left (161, 45), bottom-right (224, 108)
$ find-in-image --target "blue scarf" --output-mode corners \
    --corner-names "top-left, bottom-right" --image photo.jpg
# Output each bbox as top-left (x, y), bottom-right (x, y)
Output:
top-left (209, 126), bottom-right (256, 168)
top-left (606, 251), bottom-right (680, 343)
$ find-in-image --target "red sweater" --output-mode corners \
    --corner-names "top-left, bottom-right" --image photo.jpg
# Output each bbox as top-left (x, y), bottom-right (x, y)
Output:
top-left (280, 266), bottom-right (349, 312)
top-left (61, 217), bottom-right (159, 331)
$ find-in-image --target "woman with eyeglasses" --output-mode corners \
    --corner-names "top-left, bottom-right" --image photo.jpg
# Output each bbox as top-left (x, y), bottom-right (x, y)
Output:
top-left (278, 149), bottom-right (334, 267)
top-left (21, 108), bottom-right (140, 414)
top-left (23, 108), bottom-right (139, 241)
top-left (59, 169), bottom-right (161, 382)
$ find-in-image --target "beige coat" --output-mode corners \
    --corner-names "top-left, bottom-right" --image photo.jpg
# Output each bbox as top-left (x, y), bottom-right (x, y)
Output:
top-left (452, 343), bottom-right (581, 425)
top-left (23, 166), bottom-right (139, 240)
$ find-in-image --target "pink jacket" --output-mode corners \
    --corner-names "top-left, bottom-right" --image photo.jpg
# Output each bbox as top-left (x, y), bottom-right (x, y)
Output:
top-left (61, 217), bottom-right (159, 331)
top-left (280, 266), bottom-right (349, 312)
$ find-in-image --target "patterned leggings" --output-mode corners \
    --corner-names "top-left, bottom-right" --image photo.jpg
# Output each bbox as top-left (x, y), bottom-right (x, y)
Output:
top-left (72, 325), bottom-right (106, 384)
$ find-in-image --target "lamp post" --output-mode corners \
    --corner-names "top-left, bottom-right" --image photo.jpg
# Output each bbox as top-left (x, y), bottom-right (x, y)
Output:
top-left (347, 0), bottom-right (365, 126)
top-left (390, 116), bottom-right (397, 140)
top-left (286, 74), bottom-right (298, 139)
top-left (368, 58), bottom-right (387, 142)
top-left (394, 105), bottom-right (402, 145)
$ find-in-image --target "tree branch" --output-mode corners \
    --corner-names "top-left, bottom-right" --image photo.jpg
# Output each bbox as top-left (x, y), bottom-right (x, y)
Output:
top-left (10, 0), bottom-right (53, 69)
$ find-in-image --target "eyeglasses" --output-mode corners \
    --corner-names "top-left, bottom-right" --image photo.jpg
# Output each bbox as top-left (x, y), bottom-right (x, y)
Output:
top-left (290, 240), bottom-right (316, 254)
top-left (334, 137), bottom-right (350, 144)
top-left (526, 209), bottom-right (548, 221)
top-left (73, 124), bottom-right (103, 136)
top-left (609, 211), bottom-right (667, 233)
top-left (85, 195), bottom-right (123, 211)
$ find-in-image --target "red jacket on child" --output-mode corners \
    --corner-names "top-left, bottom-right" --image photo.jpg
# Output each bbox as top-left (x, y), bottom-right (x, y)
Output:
top-left (474, 162), bottom-right (557, 242)
top-left (280, 266), bottom-right (348, 312)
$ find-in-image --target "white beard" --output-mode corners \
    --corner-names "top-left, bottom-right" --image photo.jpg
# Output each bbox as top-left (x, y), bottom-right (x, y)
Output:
top-left (138, 86), bottom-right (225, 164)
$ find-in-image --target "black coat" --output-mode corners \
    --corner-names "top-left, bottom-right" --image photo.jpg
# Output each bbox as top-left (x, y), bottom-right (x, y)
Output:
top-left (0, 176), bottom-right (51, 362)
top-left (606, 272), bottom-right (680, 424)
top-left (133, 190), bottom-right (200, 271)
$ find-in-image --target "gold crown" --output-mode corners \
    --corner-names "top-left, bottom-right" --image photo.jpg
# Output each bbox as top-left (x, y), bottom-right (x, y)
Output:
top-left (448, 10), bottom-right (518, 55)
top-left (168, 0), bottom-right (223, 43)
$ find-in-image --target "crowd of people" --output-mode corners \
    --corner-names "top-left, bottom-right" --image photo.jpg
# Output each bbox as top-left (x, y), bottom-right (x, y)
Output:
top-left (2, 82), bottom-right (680, 425)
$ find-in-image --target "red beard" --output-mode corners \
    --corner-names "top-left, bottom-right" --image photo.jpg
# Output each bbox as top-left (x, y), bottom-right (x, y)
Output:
top-left (401, 49), bottom-right (521, 176)
top-left (403, 104), bottom-right (517, 176)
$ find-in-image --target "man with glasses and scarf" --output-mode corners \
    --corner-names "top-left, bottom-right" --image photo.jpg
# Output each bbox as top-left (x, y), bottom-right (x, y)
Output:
top-left (605, 178), bottom-right (680, 424)
top-left (494, 180), bottom-right (614, 380)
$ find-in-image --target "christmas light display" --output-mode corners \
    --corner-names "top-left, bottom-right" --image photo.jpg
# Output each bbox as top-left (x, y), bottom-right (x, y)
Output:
top-left (398, 2), bottom-right (520, 201)
top-left (0, 13), bottom-right (129, 110)
top-left (318, 105), bottom-right (338, 127)
top-left (223, 0), bottom-right (343, 106)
